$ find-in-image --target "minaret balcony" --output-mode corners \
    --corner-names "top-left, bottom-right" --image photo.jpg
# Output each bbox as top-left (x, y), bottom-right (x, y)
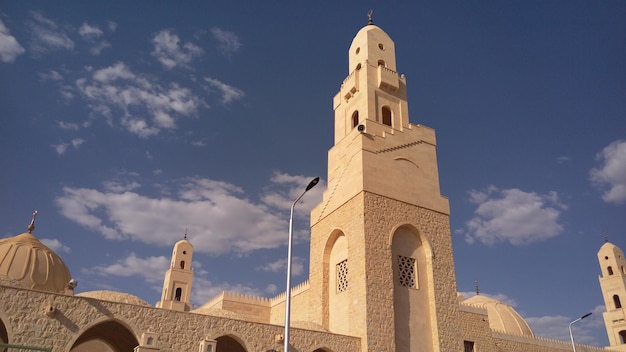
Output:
top-left (378, 65), bottom-right (399, 91)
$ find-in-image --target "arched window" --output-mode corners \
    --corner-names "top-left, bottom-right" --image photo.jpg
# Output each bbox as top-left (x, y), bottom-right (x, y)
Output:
top-left (175, 287), bottom-right (182, 301)
top-left (382, 106), bottom-right (392, 126)
top-left (608, 266), bottom-right (614, 275)
top-left (614, 295), bottom-right (622, 309)
top-left (620, 330), bottom-right (626, 344)
top-left (378, 59), bottom-right (385, 67)
top-left (356, 63), bottom-right (362, 70)
top-left (180, 260), bottom-right (185, 269)
top-left (352, 111), bottom-right (359, 128)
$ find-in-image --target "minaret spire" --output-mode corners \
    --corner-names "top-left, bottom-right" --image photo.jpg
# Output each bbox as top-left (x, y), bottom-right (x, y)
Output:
top-left (367, 10), bottom-right (373, 25)
top-left (27, 210), bottom-right (38, 233)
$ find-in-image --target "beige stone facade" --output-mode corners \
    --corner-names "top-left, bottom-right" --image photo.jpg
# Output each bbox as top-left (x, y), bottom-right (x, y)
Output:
top-left (0, 20), bottom-right (623, 352)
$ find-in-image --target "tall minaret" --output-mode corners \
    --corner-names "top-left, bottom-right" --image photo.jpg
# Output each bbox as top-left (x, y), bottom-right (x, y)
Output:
top-left (156, 233), bottom-right (194, 312)
top-left (598, 236), bottom-right (626, 350)
top-left (307, 13), bottom-right (462, 352)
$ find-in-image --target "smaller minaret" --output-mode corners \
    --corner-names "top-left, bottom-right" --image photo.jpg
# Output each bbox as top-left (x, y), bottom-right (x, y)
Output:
top-left (156, 232), bottom-right (194, 312)
top-left (597, 234), bottom-right (626, 350)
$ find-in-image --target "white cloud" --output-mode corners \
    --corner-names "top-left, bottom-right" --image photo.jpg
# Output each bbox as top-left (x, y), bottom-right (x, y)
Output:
top-left (86, 253), bottom-right (169, 284)
top-left (57, 121), bottom-right (79, 130)
top-left (464, 186), bottom-right (567, 246)
top-left (40, 238), bottom-right (71, 254)
top-left (52, 143), bottom-right (68, 155)
top-left (78, 22), bottom-right (111, 55)
top-left (204, 77), bottom-right (245, 104)
top-left (260, 172), bottom-right (324, 218)
top-left (151, 30), bottom-right (203, 69)
top-left (526, 305), bottom-right (605, 346)
top-left (53, 138), bottom-right (85, 154)
top-left (256, 256), bottom-right (305, 276)
top-left (211, 27), bottom-right (241, 56)
top-left (590, 140), bottom-right (626, 205)
top-left (55, 174), bottom-right (322, 255)
top-left (76, 62), bottom-right (204, 138)
top-left (102, 181), bottom-right (141, 193)
top-left (0, 20), bottom-right (25, 63)
top-left (40, 70), bottom-right (64, 81)
top-left (78, 23), bottom-right (103, 39)
top-left (28, 12), bottom-right (74, 54)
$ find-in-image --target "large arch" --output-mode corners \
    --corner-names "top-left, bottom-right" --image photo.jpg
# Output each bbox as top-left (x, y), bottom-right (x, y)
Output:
top-left (0, 310), bottom-right (11, 345)
top-left (322, 229), bottom-right (350, 334)
top-left (215, 334), bottom-right (247, 352)
top-left (0, 318), bottom-right (7, 345)
top-left (70, 319), bottom-right (139, 352)
top-left (390, 224), bottom-right (435, 352)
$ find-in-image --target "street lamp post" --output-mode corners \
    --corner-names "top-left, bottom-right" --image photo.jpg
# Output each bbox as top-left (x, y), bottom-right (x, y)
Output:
top-left (569, 312), bottom-right (592, 352)
top-left (283, 177), bottom-right (319, 352)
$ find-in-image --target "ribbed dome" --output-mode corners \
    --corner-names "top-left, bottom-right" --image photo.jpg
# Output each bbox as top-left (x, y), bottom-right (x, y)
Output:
top-left (0, 232), bottom-right (72, 293)
top-left (462, 295), bottom-right (535, 337)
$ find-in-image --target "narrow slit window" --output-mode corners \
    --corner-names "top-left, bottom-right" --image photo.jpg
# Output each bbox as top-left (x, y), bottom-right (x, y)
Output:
top-left (382, 106), bottom-right (392, 126)
top-left (352, 111), bottom-right (359, 128)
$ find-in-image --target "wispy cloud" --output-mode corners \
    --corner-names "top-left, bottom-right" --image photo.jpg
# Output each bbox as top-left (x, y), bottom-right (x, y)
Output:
top-left (256, 256), bottom-right (306, 276)
top-left (211, 27), bottom-right (241, 56)
top-left (526, 305), bottom-right (605, 346)
top-left (0, 19), bottom-right (25, 62)
top-left (85, 253), bottom-right (169, 283)
top-left (260, 172), bottom-right (324, 218)
top-left (55, 174), bottom-right (321, 255)
top-left (76, 62), bottom-right (204, 138)
top-left (463, 186), bottom-right (567, 245)
top-left (78, 23), bottom-right (111, 55)
top-left (28, 11), bottom-right (74, 54)
top-left (590, 140), bottom-right (626, 205)
top-left (52, 138), bottom-right (85, 155)
top-left (40, 238), bottom-right (71, 254)
top-left (151, 30), bottom-right (203, 69)
top-left (204, 77), bottom-right (245, 104)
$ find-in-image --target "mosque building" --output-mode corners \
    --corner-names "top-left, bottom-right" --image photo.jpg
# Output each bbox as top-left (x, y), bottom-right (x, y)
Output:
top-left (1, 17), bottom-right (624, 352)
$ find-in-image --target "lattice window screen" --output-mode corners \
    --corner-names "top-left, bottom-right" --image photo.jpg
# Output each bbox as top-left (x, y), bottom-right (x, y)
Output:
top-left (337, 259), bottom-right (348, 292)
top-left (398, 255), bottom-right (417, 288)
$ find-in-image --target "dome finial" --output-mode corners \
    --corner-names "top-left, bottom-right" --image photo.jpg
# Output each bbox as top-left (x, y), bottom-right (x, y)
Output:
top-left (27, 210), bottom-right (38, 233)
top-left (367, 10), bottom-right (373, 25)
top-left (475, 279), bottom-right (480, 295)
top-left (184, 228), bottom-right (188, 240)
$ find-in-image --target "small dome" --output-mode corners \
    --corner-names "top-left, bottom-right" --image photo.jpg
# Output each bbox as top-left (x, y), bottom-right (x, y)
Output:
top-left (0, 232), bottom-right (72, 293)
top-left (77, 290), bottom-right (151, 307)
top-left (462, 295), bottom-right (535, 337)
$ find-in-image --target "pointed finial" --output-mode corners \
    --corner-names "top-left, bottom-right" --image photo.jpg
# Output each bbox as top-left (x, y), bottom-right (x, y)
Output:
top-left (474, 279), bottom-right (480, 295)
top-left (603, 230), bottom-right (608, 243)
top-left (27, 210), bottom-right (38, 233)
top-left (184, 228), bottom-right (188, 240)
top-left (367, 10), bottom-right (373, 25)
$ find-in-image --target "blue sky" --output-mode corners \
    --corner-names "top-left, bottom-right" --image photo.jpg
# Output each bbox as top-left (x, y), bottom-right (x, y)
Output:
top-left (1, 1), bottom-right (625, 347)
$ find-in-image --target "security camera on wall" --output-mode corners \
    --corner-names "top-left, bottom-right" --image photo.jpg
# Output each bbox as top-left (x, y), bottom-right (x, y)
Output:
top-left (67, 279), bottom-right (78, 289)
top-left (357, 124), bottom-right (365, 133)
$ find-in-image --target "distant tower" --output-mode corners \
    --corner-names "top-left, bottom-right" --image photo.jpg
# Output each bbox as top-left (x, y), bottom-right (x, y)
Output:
top-left (156, 233), bottom-right (194, 312)
top-left (598, 237), bottom-right (626, 350)
top-left (307, 14), bottom-right (462, 352)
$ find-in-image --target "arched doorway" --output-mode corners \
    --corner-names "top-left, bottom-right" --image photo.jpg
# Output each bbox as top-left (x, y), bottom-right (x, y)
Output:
top-left (70, 320), bottom-right (138, 352)
top-left (0, 318), bottom-right (7, 344)
top-left (216, 335), bottom-right (246, 352)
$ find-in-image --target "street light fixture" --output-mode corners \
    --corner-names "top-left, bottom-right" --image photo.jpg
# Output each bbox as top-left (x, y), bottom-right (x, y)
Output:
top-left (283, 177), bottom-right (319, 352)
top-left (569, 312), bottom-right (592, 352)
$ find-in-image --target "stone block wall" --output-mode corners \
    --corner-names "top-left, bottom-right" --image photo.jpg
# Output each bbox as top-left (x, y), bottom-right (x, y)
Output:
top-left (0, 285), bottom-right (360, 352)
